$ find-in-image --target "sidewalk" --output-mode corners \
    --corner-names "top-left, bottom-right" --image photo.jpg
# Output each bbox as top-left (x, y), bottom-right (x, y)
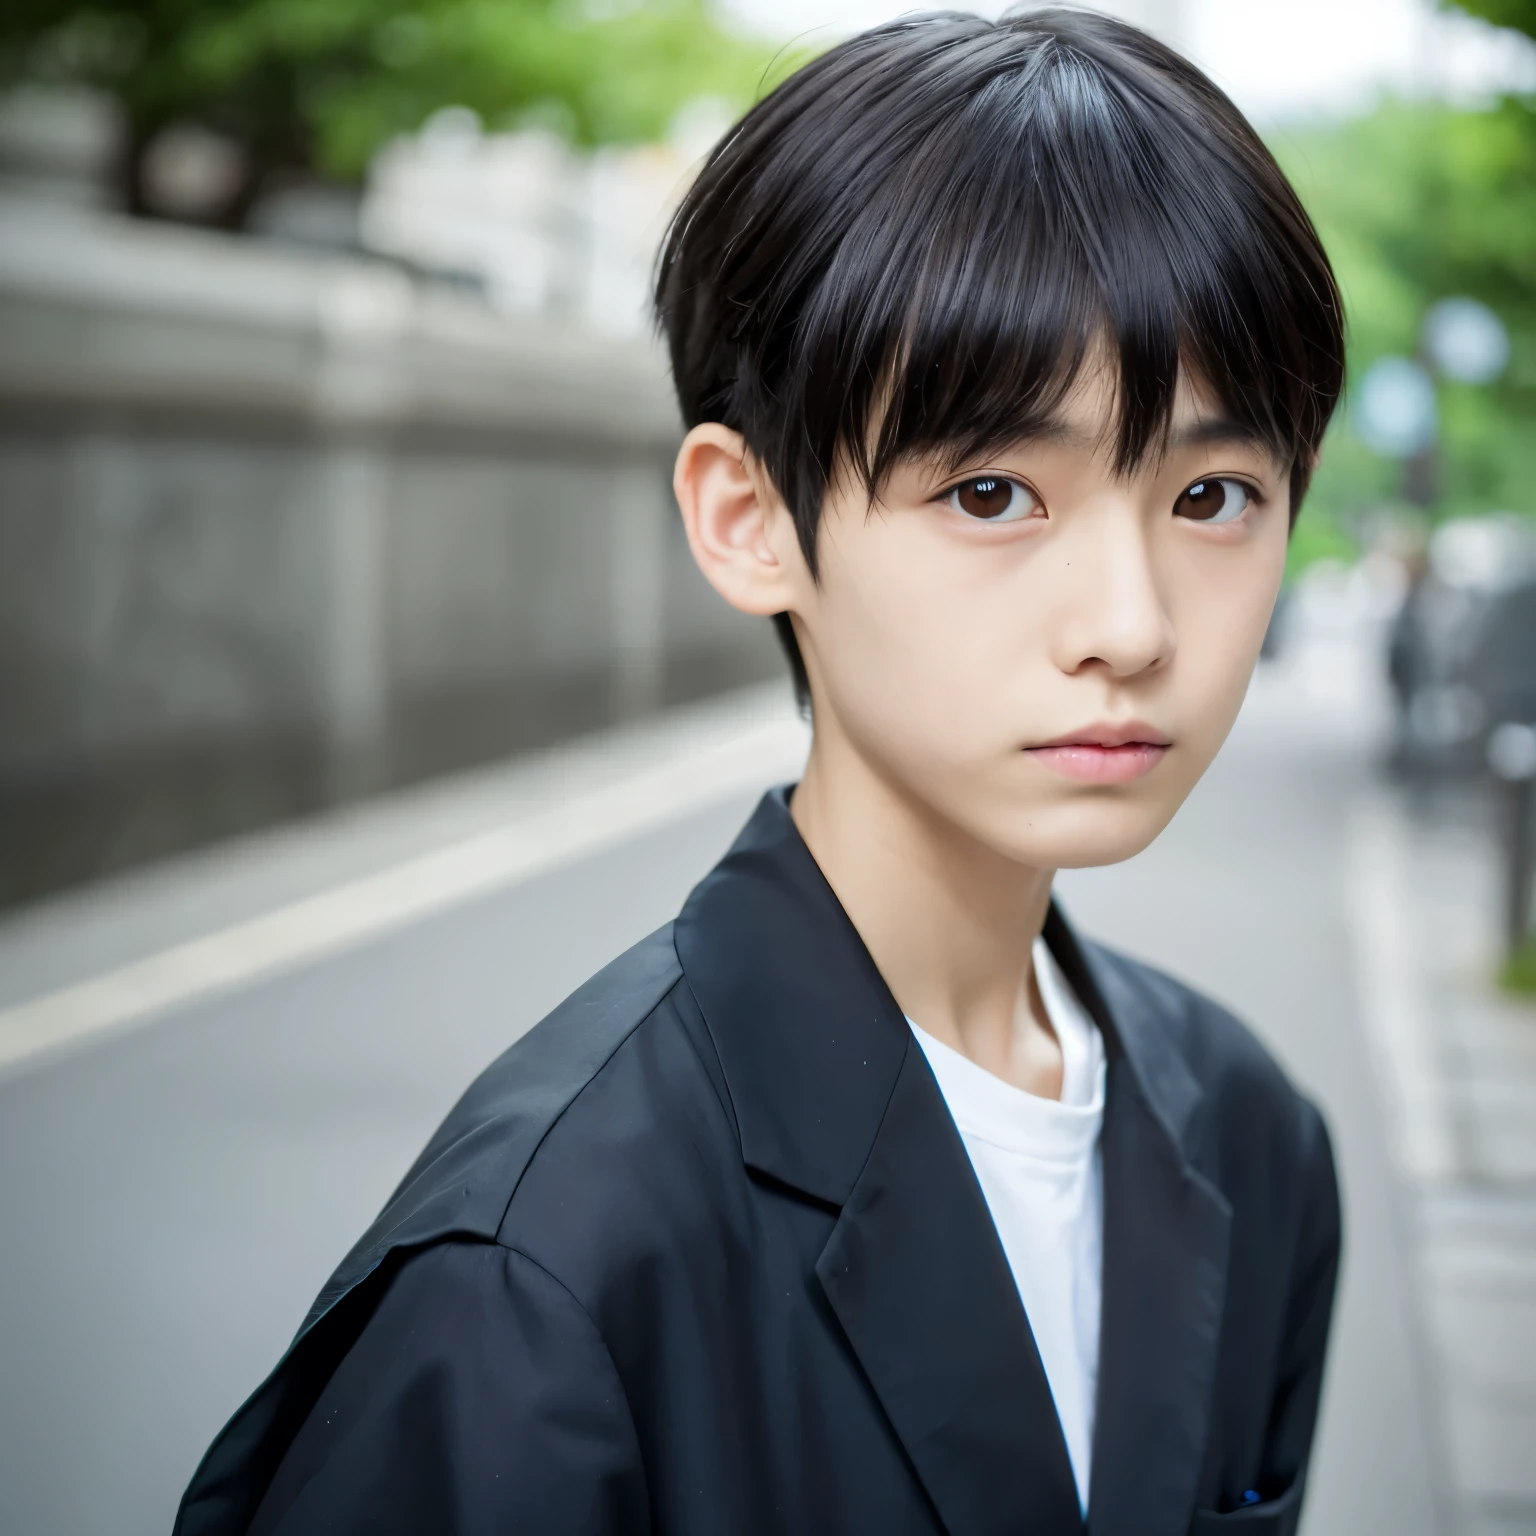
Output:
top-left (1349, 790), bottom-right (1536, 1536)
top-left (0, 682), bottom-right (806, 1081)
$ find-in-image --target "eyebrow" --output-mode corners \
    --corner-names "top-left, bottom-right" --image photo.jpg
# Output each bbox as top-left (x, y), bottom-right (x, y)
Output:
top-left (1003, 414), bottom-right (1277, 458)
top-left (1166, 416), bottom-right (1276, 453)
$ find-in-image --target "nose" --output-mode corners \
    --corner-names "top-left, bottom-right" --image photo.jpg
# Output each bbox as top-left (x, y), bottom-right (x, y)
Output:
top-left (1046, 506), bottom-right (1176, 679)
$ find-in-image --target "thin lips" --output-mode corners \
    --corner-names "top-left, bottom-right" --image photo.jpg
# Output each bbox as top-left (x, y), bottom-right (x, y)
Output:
top-left (1031, 722), bottom-right (1172, 749)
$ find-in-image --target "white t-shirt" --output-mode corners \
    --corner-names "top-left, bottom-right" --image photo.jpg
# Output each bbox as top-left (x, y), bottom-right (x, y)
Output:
top-left (908, 938), bottom-right (1106, 1517)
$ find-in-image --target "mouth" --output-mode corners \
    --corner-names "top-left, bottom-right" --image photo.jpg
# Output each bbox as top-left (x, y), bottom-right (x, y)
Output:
top-left (1024, 722), bottom-right (1171, 785)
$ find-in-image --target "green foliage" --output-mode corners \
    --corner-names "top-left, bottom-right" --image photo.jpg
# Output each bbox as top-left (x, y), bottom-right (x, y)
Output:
top-left (1272, 94), bottom-right (1536, 543)
top-left (0, 0), bottom-right (780, 223)
top-left (1285, 496), bottom-right (1362, 582)
top-left (1500, 934), bottom-right (1536, 995)
top-left (1448, 0), bottom-right (1536, 41)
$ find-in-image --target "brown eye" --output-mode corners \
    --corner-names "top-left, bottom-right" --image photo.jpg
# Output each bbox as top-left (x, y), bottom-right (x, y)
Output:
top-left (946, 476), bottom-right (1039, 523)
top-left (1174, 477), bottom-right (1251, 524)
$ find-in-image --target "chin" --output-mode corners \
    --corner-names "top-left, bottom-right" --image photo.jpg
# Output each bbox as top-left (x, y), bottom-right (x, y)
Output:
top-left (984, 793), bottom-right (1177, 872)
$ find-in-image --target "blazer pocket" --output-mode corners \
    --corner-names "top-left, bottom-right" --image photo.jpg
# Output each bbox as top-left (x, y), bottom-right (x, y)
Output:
top-left (1189, 1476), bottom-right (1304, 1534)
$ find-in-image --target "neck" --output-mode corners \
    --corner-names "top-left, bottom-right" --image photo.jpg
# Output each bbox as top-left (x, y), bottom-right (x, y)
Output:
top-left (790, 718), bottom-right (1062, 1096)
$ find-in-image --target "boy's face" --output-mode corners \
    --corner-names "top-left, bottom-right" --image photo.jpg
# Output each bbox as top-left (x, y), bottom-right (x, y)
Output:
top-left (780, 360), bottom-right (1291, 870)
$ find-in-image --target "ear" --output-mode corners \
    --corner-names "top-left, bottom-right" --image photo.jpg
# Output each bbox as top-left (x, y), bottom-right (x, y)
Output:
top-left (674, 424), bottom-right (809, 617)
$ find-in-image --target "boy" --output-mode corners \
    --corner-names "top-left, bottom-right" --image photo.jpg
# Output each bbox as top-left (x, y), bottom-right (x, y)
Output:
top-left (178, 10), bottom-right (1344, 1534)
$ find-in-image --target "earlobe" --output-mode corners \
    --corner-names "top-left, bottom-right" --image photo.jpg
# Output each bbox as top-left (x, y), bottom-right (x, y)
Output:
top-left (674, 424), bottom-right (805, 618)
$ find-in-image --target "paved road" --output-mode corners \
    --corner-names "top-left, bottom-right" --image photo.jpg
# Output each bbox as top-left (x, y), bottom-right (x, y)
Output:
top-left (0, 668), bottom-right (1440, 1536)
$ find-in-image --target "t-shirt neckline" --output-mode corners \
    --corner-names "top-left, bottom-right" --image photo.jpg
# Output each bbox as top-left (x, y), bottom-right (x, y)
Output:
top-left (907, 937), bottom-right (1105, 1160)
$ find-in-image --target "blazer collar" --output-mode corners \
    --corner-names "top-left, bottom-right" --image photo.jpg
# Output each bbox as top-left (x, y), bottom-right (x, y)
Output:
top-left (676, 787), bottom-right (1213, 1186)
top-left (675, 787), bottom-right (1231, 1536)
top-left (1039, 903), bottom-right (1235, 1534)
top-left (673, 784), bottom-right (911, 1205)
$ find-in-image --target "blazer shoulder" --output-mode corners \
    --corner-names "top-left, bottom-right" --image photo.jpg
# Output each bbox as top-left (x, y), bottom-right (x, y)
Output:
top-left (306, 921), bottom-right (684, 1332)
top-left (1082, 937), bottom-right (1324, 1147)
top-left (174, 926), bottom-right (684, 1536)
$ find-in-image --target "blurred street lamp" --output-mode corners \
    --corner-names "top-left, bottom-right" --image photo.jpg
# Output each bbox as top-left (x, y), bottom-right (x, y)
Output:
top-left (1488, 721), bottom-right (1536, 959)
top-left (1354, 356), bottom-right (1438, 459)
top-left (1354, 297), bottom-right (1510, 509)
top-left (1422, 296), bottom-right (1510, 386)
top-left (1355, 355), bottom-right (1438, 504)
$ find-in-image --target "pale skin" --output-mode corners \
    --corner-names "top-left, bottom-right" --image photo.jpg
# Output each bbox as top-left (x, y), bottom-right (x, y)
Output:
top-left (675, 357), bottom-right (1292, 1101)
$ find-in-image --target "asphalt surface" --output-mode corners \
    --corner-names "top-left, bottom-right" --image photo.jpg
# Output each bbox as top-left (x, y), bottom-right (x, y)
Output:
top-left (0, 668), bottom-right (1441, 1536)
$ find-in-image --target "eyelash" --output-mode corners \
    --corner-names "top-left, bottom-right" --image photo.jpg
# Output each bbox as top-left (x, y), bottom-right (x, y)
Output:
top-left (1173, 476), bottom-right (1264, 526)
top-left (939, 475), bottom-right (1043, 524)
top-left (937, 473), bottom-right (1267, 526)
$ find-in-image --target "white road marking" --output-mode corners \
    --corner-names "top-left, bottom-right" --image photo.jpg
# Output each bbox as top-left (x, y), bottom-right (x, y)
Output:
top-left (0, 714), bottom-right (809, 1081)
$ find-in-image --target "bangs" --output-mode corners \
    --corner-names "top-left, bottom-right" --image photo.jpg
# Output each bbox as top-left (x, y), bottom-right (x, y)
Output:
top-left (657, 8), bottom-right (1345, 583)
top-left (809, 34), bottom-right (1341, 514)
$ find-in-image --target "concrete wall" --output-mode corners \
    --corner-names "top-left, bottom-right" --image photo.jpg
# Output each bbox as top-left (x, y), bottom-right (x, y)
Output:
top-left (0, 199), bottom-right (781, 906)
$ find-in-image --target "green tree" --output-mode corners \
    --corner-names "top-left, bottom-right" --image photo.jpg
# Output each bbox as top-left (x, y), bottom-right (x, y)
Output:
top-left (1273, 91), bottom-right (1536, 550)
top-left (0, 0), bottom-right (777, 227)
top-left (1449, 0), bottom-right (1536, 39)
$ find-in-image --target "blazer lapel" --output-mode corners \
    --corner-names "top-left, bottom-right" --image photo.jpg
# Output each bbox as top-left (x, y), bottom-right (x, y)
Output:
top-left (677, 790), bottom-right (1085, 1536)
top-left (1043, 912), bottom-right (1233, 1536)
top-left (816, 1041), bottom-right (1085, 1536)
top-left (677, 792), bottom-right (1231, 1536)
top-left (1088, 1070), bottom-right (1231, 1536)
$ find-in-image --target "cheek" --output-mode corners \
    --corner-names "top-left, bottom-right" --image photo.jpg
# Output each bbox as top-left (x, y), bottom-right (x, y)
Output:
top-left (813, 520), bottom-right (1041, 739)
top-left (1172, 530), bottom-right (1286, 725)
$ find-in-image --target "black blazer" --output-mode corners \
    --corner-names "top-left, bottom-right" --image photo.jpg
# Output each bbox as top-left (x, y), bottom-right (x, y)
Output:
top-left (176, 788), bottom-right (1340, 1536)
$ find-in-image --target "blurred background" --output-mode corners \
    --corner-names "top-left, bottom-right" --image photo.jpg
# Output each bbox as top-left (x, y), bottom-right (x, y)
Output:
top-left (0, 1), bottom-right (1534, 1533)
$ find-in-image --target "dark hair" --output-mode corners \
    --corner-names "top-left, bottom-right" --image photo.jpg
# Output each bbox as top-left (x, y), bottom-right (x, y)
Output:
top-left (655, 7), bottom-right (1345, 707)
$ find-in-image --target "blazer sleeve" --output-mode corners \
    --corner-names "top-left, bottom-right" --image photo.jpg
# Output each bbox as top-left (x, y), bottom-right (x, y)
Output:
top-left (247, 1241), bottom-right (651, 1536)
top-left (1260, 1103), bottom-right (1343, 1503)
